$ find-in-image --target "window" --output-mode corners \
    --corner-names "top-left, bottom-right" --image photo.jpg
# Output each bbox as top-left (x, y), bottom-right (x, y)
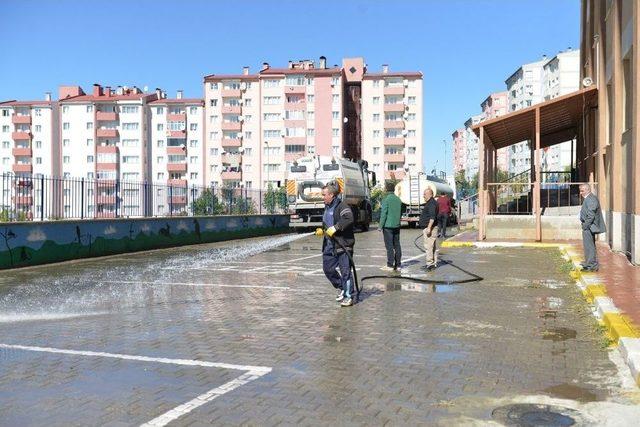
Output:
top-left (373, 97), bottom-right (380, 105)
top-left (407, 113), bottom-right (416, 121)
top-left (210, 99), bottom-right (218, 107)
top-left (189, 156), bottom-right (197, 164)
top-left (189, 140), bottom-right (198, 147)
top-left (62, 106), bottom-right (69, 113)
top-left (285, 75), bottom-right (305, 86)
top-left (157, 123), bottom-right (164, 131)
top-left (306, 77), bottom-right (314, 86)
top-left (244, 131), bottom-right (252, 139)
top-left (332, 128), bottom-right (339, 137)
top-left (121, 106), bottom-right (139, 113)
top-left (2, 125), bottom-right (9, 132)
top-left (86, 122), bottom-right (93, 129)
top-left (307, 128), bottom-right (315, 137)
top-left (209, 131), bottom-right (219, 140)
top-left (190, 172), bottom-right (198, 180)
top-left (373, 80), bottom-right (380, 88)
top-left (407, 130), bottom-right (416, 137)
top-left (331, 77), bottom-right (339, 86)
top-left (373, 130), bottom-right (380, 138)
top-left (156, 107), bottom-right (164, 114)
top-left (263, 96), bottom-right (281, 105)
top-left (263, 130), bottom-right (281, 139)
top-left (210, 82), bottom-right (218, 90)
top-left (63, 139), bottom-right (70, 147)
top-left (307, 111), bottom-right (314, 121)
top-left (123, 173), bottom-right (139, 181)
top-left (210, 115), bottom-right (218, 124)
top-left (408, 96), bottom-right (416, 105)
top-left (157, 172), bottom-right (165, 180)
top-left (244, 114), bottom-right (252, 123)
top-left (63, 156), bottom-right (70, 164)
top-left (245, 99), bottom-right (252, 107)
top-left (263, 113), bottom-right (281, 121)
top-left (190, 107), bottom-right (198, 115)
top-left (285, 127), bottom-right (305, 137)
top-left (244, 148), bottom-right (252, 156)
top-left (86, 138), bottom-right (93, 146)
top-left (87, 155), bottom-right (94, 163)
top-left (122, 122), bottom-right (139, 130)
top-left (307, 94), bottom-right (314, 103)
top-left (209, 148), bottom-right (218, 156)
top-left (35, 141), bottom-right (42, 148)
top-left (373, 147), bottom-right (380, 154)
top-left (157, 156), bottom-right (164, 163)
top-left (34, 125), bottom-right (42, 132)
top-left (122, 156), bottom-right (139, 164)
top-left (156, 140), bottom-right (164, 148)
top-left (63, 122), bottom-right (70, 130)
top-left (264, 79), bottom-right (280, 88)
top-left (1, 157), bottom-right (8, 165)
top-left (244, 164), bottom-right (252, 172)
top-left (332, 111), bottom-right (339, 120)
top-left (408, 147), bottom-right (416, 154)
top-left (332, 146), bottom-right (340, 155)
top-left (122, 139), bottom-right (139, 147)
top-left (263, 146), bottom-right (280, 156)
top-left (190, 123), bottom-right (198, 131)
top-left (36, 157), bottom-right (42, 164)
top-left (1, 110), bottom-right (8, 117)
top-left (373, 114), bottom-right (380, 122)
top-left (332, 94), bottom-right (339, 104)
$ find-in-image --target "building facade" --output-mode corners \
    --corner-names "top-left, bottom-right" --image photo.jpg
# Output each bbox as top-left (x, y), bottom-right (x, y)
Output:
top-left (480, 92), bottom-right (509, 172)
top-left (451, 127), bottom-right (466, 177)
top-left (204, 57), bottom-right (423, 188)
top-left (579, 0), bottom-right (639, 263)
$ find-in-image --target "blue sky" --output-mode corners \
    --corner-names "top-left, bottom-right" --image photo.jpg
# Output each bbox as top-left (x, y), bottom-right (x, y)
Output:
top-left (0, 0), bottom-right (580, 176)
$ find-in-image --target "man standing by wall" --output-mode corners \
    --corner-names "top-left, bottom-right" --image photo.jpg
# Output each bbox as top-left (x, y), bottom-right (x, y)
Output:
top-left (379, 181), bottom-right (402, 272)
top-left (418, 188), bottom-right (439, 270)
top-left (318, 182), bottom-right (356, 307)
top-left (579, 183), bottom-right (605, 271)
top-left (436, 192), bottom-right (451, 238)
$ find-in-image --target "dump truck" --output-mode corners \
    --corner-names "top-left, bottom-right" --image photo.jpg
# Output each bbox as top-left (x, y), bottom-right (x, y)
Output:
top-left (286, 155), bottom-right (376, 230)
top-left (394, 174), bottom-right (456, 227)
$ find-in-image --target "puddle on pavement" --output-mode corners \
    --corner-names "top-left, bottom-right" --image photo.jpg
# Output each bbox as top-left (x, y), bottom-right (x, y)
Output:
top-left (367, 282), bottom-right (458, 293)
top-left (540, 327), bottom-right (577, 341)
top-left (542, 383), bottom-right (599, 403)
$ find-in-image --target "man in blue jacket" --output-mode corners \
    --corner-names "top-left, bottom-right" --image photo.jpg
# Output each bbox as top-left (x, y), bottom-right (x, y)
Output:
top-left (318, 182), bottom-right (356, 307)
top-left (379, 181), bottom-right (402, 272)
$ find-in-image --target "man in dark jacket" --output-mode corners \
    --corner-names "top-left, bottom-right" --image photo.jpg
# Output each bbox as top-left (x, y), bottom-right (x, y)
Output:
top-left (318, 182), bottom-right (356, 306)
top-left (418, 187), bottom-right (439, 270)
top-left (379, 181), bottom-right (402, 272)
top-left (579, 184), bottom-right (606, 271)
top-left (436, 193), bottom-right (451, 238)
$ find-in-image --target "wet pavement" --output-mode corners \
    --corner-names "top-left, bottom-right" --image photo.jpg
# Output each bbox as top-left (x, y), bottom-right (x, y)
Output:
top-left (1, 230), bottom-right (639, 426)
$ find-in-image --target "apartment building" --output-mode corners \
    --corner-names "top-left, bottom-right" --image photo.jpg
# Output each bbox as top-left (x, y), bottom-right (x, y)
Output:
top-left (479, 92), bottom-right (509, 172)
top-left (463, 114), bottom-right (483, 181)
top-left (204, 57), bottom-right (423, 188)
top-left (58, 84), bottom-right (159, 217)
top-left (148, 93), bottom-right (204, 215)
top-left (0, 95), bottom-right (58, 218)
top-left (452, 128), bottom-right (466, 177)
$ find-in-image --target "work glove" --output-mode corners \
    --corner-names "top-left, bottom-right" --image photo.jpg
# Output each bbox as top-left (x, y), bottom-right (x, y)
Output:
top-left (314, 227), bottom-right (324, 237)
top-left (325, 226), bottom-right (337, 237)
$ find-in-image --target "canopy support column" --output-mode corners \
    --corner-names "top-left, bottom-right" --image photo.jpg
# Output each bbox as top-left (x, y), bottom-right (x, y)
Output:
top-left (478, 126), bottom-right (486, 241)
top-left (534, 107), bottom-right (542, 241)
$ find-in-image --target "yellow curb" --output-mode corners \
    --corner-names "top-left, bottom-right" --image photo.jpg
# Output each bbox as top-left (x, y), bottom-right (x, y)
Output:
top-left (585, 284), bottom-right (607, 303)
top-left (603, 313), bottom-right (640, 341)
top-left (441, 241), bottom-right (474, 248)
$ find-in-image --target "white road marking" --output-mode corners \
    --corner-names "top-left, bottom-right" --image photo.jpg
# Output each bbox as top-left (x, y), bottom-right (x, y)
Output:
top-left (0, 343), bottom-right (271, 427)
top-left (278, 253), bottom-right (322, 264)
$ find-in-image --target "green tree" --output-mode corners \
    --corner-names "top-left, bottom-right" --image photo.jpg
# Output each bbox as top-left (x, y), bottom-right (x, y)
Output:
top-left (263, 184), bottom-right (278, 214)
top-left (192, 189), bottom-right (225, 216)
top-left (276, 186), bottom-right (289, 212)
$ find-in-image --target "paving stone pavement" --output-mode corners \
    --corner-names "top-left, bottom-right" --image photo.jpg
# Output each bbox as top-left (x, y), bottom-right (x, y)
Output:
top-left (0, 230), bottom-right (639, 426)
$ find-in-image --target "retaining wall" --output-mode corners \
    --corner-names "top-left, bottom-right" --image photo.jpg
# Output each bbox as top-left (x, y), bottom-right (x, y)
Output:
top-left (0, 215), bottom-right (290, 269)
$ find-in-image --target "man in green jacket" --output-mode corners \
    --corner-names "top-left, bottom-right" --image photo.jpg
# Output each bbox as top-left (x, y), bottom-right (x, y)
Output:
top-left (379, 181), bottom-right (403, 272)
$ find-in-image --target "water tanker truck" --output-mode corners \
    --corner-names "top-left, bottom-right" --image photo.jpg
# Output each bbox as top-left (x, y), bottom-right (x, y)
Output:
top-left (286, 155), bottom-right (376, 230)
top-left (394, 174), bottom-right (456, 227)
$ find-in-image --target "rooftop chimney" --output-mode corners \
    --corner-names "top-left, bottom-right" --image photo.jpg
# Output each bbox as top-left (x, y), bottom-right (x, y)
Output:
top-left (116, 86), bottom-right (123, 95)
top-left (177, 90), bottom-right (183, 99)
top-left (262, 62), bottom-right (270, 71)
top-left (45, 92), bottom-right (51, 102)
top-left (93, 84), bottom-right (102, 97)
top-left (155, 88), bottom-right (162, 99)
top-left (242, 66), bottom-right (249, 75)
top-left (105, 86), bottom-right (111, 97)
top-left (288, 60), bottom-right (293, 69)
top-left (319, 56), bottom-right (326, 69)
top-left (382, 64), bottom-right (389, 74)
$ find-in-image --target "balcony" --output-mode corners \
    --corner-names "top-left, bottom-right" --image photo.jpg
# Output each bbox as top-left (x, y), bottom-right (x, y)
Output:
top-left (221, 121), bottom-right (242, 131)
top-left (167, 130), bottom-right (187, 139)
top-left (96, 162), bottom-right (118, 170)
top-left (96, 129), bottom-right (119, 138)
top-left (12, 131), bottom-right (31, 140)
top-left (221, 170), bottom-right (242, 180)
top-left (169, 195), bottom-right (187, 205)
top-left (96, 145), bottom-right (118, 154)
top-left (12, 147), bottom-right (32, 157)
top-left (384, 153), bottom-right (405, 163)
top-left (12, 115), bottom-right (31, 124)
top-left (384, 137), bottom-right (405, 146)
top-left (221, 138), bottom-right (242, 148)
top-left (384, 120), bottom-right (404, 129)
top-left (385, 170), bottom-right (406, 180)
top-left (383, 103), bottom-right (406, 113)
top-left (167, 179), bottom-right (187, 187)
top-left (383, 86), bottom-right (404, 96)
top-left (222, 105), bottom-right (242, 114)
top-left (166, 113), bottom-right (186, 122)
top-left (284, 136), bottom-right (306, 145)
top-left (166, 146), bottom-right (186, 155)
top-left (285, 152), bottom-right (305, 162)
top-left (284, 86), bottom-right (305, 94)
top-left (96, 180), bottom-right (117, 188)
top-left (12, 164), bottom-right (32, 173)
top-left (96, 111), bottom-right (118, 121)
top-left (96, 195), bottom-right (117, 205)
top-left (167, 163), bottom-right (187, 173)
top-left (221, 88), bottom-right (241, 98)
top-left (221, 153), bottom-right (241, 164)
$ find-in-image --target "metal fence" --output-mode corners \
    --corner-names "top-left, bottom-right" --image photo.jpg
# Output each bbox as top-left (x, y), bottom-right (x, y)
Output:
top-left (1, 173), bottom-right (289, 222)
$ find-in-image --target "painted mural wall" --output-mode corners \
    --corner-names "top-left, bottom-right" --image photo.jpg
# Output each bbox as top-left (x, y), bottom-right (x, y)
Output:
top-left (0, 215), bottom-right (290, 269)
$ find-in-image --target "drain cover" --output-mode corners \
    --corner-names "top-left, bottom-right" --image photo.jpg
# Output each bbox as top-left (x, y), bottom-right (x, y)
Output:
top-left (492, 404), bottom-right (581, 426)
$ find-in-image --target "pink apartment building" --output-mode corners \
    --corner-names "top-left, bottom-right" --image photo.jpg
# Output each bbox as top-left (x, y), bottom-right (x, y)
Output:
top-left (480, 91), bottom-right (509, 172)
top-left (452, 128), bottom-right (466, 176)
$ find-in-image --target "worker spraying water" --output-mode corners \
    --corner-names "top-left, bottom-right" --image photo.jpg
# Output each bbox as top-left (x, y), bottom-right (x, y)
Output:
top-left (314, 182), bottom-right (357, 307)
